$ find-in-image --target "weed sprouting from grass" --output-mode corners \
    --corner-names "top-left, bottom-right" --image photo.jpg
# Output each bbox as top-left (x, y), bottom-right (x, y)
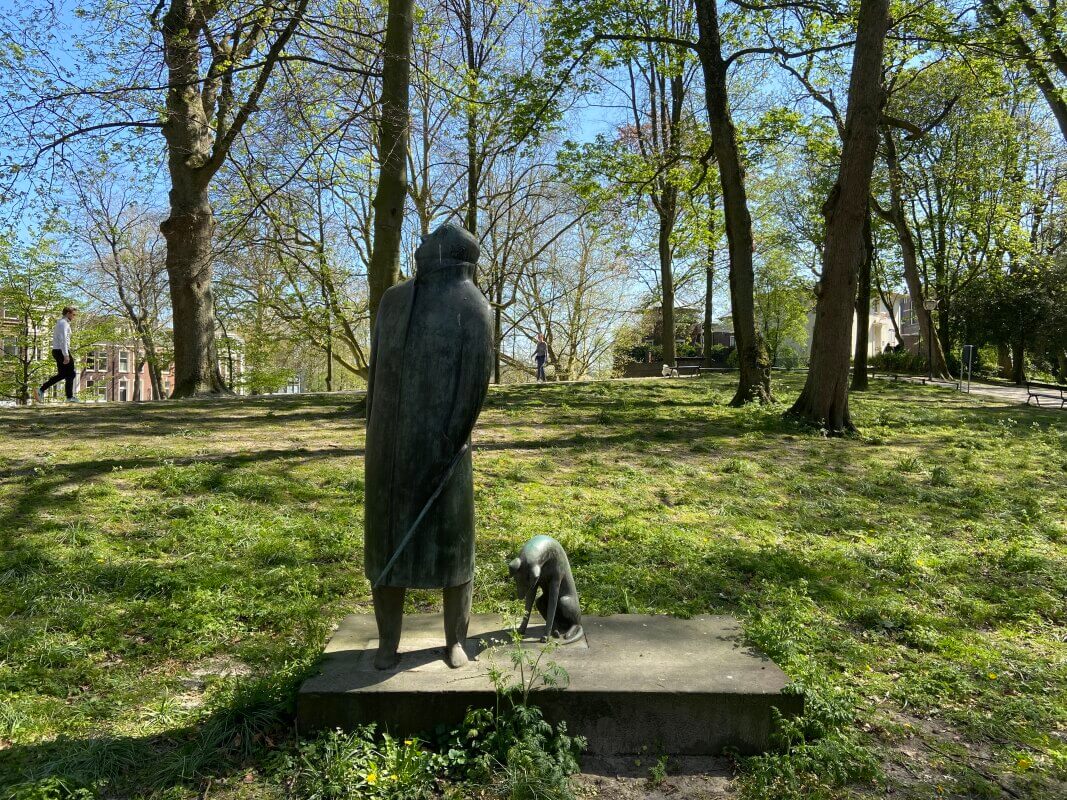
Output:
top-left (721, 457), bottom-right (757, 476)
top-left (646, 754), bottom-right (669, 787)
top-left (897, 455), bottom-right (922, 473)
top-left (929, 465), bottom-right (954, 487)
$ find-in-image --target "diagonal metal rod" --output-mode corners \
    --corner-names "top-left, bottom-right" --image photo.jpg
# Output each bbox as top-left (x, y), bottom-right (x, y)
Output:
top-left (372, 442), bottom-right (470, 589)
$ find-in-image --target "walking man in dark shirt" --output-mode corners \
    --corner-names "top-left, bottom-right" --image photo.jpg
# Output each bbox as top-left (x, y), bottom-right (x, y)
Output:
top-left (35, 306), bottom-right (79, 403)
top-left (533, 334), bottom-right (548, 382)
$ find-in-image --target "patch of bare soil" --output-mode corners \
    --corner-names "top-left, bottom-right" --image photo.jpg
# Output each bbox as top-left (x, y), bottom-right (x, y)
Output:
top-left (873, 709), bottom-right (1060, 799)
top-left (175, 656), bottom-right (254, 709)
top-left (574, 756), bottom-right (735, 799)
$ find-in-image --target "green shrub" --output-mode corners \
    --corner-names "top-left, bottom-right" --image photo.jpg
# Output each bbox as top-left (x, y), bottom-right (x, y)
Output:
top-left (439, 704), bottom-right (584, 800)
top-left (704, 344), bottom-right (734, 365)
top-left (869, 350), bottom-right (925, 374)
top-left (737, 684), bottom-right (880, 800)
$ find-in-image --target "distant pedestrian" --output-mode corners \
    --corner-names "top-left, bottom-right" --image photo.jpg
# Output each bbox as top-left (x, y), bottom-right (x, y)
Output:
top-left (36, 307), bottom-right (79, 403)
top-left (533, 334), bottom-right (548, 382)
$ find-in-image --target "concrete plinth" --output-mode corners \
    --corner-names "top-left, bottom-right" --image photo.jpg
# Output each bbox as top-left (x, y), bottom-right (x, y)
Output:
top-left (296, 614), bottom-right (801, 755)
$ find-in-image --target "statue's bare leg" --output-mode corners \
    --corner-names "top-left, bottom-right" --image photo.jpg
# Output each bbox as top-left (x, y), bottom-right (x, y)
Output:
top-left (443, 580), bottom-right (472, 668)
top-left (372, 586), bottom-right (405, 670)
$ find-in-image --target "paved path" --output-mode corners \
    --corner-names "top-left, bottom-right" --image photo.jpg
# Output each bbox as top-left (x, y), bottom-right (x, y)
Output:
top-left (881, 375), bottom-right (1064, 410)
top-left (959, 381), bottom-right (1039, 406)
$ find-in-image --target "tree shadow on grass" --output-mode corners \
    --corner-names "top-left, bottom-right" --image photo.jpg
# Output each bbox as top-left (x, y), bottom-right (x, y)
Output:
top-left (0, 445), bottom-right (366, 483)
top-left (0, 444), bottom-right (367, 615)
top-left (0, 393), bottom-right (367, 442)
top-left (0, 669), bottom-right (305, 798)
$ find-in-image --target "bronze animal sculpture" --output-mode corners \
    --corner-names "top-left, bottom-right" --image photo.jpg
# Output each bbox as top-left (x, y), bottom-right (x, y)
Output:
top-left (508, 535), bottom-right (584, 644)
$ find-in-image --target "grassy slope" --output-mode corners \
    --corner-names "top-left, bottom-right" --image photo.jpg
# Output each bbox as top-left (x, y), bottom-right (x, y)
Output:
top-left (0, 375), bottom-right (1064, 798)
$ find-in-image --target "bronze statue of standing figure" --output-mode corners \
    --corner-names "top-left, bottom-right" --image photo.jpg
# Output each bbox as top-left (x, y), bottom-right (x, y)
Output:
top-left (363, 223), bottom-right (493, 669)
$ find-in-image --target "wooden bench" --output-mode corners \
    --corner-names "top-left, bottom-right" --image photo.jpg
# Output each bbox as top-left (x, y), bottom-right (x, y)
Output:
top-left (1024, 380), bottom-right (1067, 408)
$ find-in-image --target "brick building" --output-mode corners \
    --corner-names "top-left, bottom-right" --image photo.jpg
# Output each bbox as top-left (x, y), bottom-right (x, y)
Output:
top-left (3, 305), bottom-right (243, 402)
top-left (75, 341), bottom-right (177, 402)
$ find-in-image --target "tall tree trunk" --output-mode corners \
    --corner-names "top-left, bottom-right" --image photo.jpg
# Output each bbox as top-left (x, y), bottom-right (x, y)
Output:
top-left (1011, 336), bottom-right (1026, 384)
top-left (216, 314), bottom-right (235, 391)
top-left (316, 193), bottom-right (334, 393)
top-left (874, 268), bottom-right (903, 345)
top-left (368, 0), bottom-right (414, 333)
top-left (466, 117), bottom-right (479, 235)
top-left (159, 3), bottom-right (227, 398)
top-left (138, 326), bottom-right (164, 400)
top-left (1056, 349), bottom-right (1067, 384)
top-left (494, 280), bottom-right (503, 384)
top-left (788, 0), bottom-right (890, 432)
top-left (876, 128), bottom-right (950, 378)
top-left (157, 0), bottom-right (305, 397)
top-left (694, 0), bottom-right (770, 405)
top-left (460, 0), bottom-right (480, 235)
top-left (658, 201), bottom-right (677, 367)
top-left (18, 338), bottom-right (29, 405)
top-left (997, 342), bottom-right (1013, 380)
top-left (704, 238), bottom-right (715, 369)
top-left (160, 184), bottom-right (227, 397)
top-left (851, 207), bottom-right (873, 391)
top-left (325, 310), bottom-right (333, 391)
top-left (135, 355), bottom-right (144, 402)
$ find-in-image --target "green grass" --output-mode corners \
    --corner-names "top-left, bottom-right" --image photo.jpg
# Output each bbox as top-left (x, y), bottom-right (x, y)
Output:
top-left (0, 376), bottom-right (1064, 799)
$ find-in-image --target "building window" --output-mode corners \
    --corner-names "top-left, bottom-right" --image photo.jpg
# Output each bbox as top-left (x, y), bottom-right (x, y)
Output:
top-left (118, 379), bottom-right (128, 402)
top-left (898, 297), bottom-right (916, 326)
top-left (119, 350), bottom-right (129, 372)
top-left (85, 378), bottom-right (107, 402)
top-left (1, 305), bottom-right (17, 320)
top-left (85, 350), bottom-right (108, 372)
top-left (2, 336), bottom-right (17, 357)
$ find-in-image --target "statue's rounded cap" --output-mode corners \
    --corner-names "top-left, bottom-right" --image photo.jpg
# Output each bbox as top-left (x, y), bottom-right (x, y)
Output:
top-left (416, 222), bottom-right (480, 267)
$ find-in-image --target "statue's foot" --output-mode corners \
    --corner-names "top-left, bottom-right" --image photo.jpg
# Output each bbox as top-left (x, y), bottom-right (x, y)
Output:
top-left (373, 646), bottom-right (400, 670)
top-left (445, 643), bottom-right (469, 669)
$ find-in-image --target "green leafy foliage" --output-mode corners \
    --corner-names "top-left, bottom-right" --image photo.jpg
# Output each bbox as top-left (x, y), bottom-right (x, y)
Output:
top-left (277, 727), bottom-right (438, 800)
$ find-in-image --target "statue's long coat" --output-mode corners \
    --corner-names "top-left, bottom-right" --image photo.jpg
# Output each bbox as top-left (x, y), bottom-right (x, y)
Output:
top-left (363, 251), bottom-right (493, 589)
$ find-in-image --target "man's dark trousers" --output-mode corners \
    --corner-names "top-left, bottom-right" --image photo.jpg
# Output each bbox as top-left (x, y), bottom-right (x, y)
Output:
top-left (40, 348), bottom-right (75, 399)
